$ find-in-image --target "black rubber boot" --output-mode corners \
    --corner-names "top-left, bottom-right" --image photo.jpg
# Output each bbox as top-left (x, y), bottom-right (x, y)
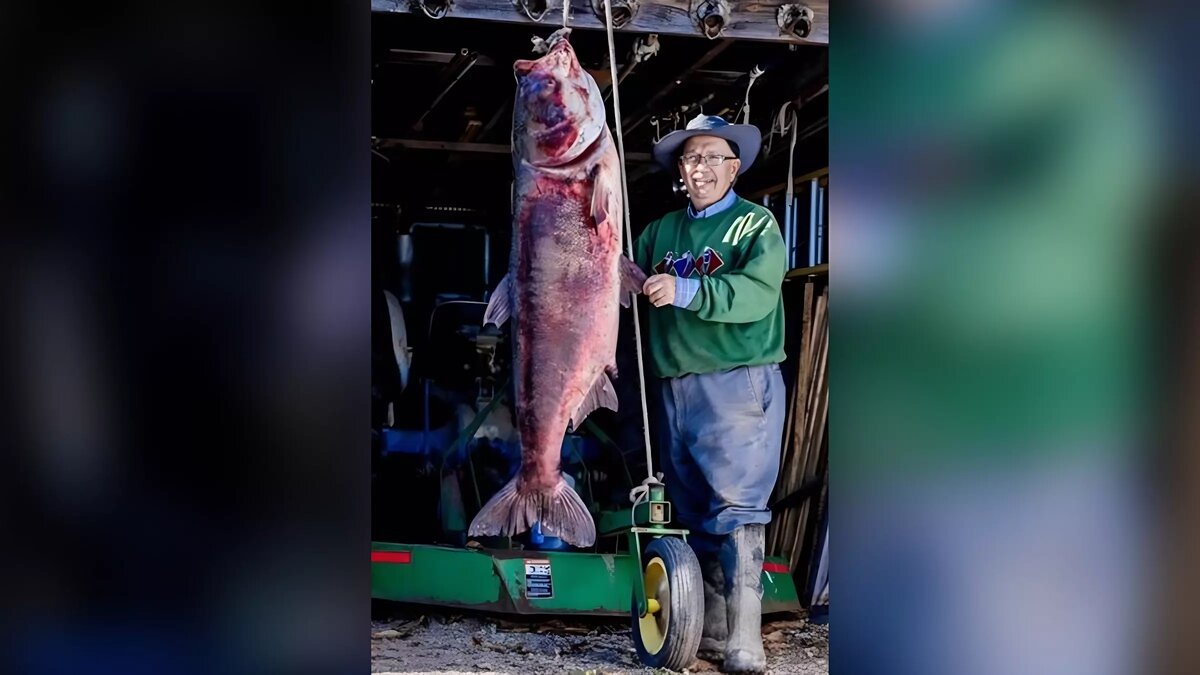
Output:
top-left (721, 524), bottom-right (766, 673)
top-left (698, 549), bottom-right (728, 656)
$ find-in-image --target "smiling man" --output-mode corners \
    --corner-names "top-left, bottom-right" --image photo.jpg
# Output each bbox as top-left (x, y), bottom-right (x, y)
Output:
top-left (633, 115), bottom-right (787, 674)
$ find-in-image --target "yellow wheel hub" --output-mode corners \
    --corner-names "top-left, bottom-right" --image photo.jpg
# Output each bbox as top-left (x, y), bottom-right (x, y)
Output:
top-left (637, 556), bottom-right (670, 655)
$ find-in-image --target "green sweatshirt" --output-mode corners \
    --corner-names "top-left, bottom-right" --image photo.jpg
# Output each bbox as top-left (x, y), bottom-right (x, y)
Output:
top-left (633, 196), bottom-right (788, 378)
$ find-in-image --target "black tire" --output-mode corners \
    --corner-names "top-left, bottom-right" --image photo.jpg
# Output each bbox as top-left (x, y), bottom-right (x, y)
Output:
top-left (630, 536), bottom-right (704, 670)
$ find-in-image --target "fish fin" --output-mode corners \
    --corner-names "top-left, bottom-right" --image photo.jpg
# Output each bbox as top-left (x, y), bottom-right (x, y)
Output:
top-left (467, 475), bottom-right (596, 547)
top-left (590, 164), bottom-right (620, 232)
top-left (542, 478), bottom-right (596, 547)
top-left (483, 274), bottom-right (512, 327)
top-left (570, 371), bottom-right (619, 430)
top-left (618, 256), bottom-right (647, 308)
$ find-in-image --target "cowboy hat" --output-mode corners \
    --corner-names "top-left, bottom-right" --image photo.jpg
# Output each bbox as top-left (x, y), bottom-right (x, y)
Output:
top-left (651, 114), bottom-right (762, 174)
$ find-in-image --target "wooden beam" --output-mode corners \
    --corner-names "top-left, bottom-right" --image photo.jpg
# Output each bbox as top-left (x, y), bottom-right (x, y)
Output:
top-left (623, 38), bottom-right (735, 135)
top-left (784, 263), bottom-right (827, 280)
top-left (372, 0), bottom-right (828, 45)
top-left (478, 95), bottom-right (514, 142)
top-left (380, 48), bottom-right (497, 67)
top-left (374, 137), bottom-right (654, 162)
top-left (746, 166), bottom-right (828, 199)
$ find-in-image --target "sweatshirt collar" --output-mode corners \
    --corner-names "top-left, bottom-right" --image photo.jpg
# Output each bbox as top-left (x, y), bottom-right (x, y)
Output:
top-left (687, 188), bottom-right (739, 219)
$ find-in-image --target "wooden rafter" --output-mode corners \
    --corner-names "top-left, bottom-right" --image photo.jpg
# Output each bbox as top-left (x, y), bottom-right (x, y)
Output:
top-left (374, 137), bottom-right (655, 162)
top-left (372, 0), bottom-right (828, 45)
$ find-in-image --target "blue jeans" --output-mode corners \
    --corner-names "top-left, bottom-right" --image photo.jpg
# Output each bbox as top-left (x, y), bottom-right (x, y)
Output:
top-left (656, 364), bottom-right (786, 554)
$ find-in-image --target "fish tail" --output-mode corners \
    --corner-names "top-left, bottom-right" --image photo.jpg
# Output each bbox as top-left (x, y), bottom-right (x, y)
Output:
top-left (467, 475), bottom-right (596, 547)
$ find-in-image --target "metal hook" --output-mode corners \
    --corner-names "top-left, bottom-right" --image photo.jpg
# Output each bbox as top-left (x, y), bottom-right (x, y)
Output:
top-left (776, 4), bottom-right (814, 39)
top-left (413, 0), bottom-right (452, 19)
top-left (694, 0), bottom-right (729, 39)
top-left (515, 0), bottom-right (549, 22)
top-left (591, 0), bottom-right (639, 28)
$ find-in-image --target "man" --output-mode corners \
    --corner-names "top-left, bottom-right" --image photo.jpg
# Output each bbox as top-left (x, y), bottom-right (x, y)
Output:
top-left (633, 114), bottom-right (787, 673)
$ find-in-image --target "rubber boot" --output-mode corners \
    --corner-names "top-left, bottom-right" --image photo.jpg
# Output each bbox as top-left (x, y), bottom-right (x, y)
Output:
top-left (721, 524), bottom-right (766, 673)
top-left (698, 549), bottom-right (728, 656)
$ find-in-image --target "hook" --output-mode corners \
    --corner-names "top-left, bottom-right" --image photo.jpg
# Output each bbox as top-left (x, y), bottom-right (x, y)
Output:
top-left (631, 33), bottom-right (660, 63)
top-left (591, 0), bottom-right (639, 28)
top-left (515, 0), bottom-right (550, 22)
top-left (694, 0), bottom-right (729, 39)
top-left (412, 0), bottom-right (453, 19)
top-left (777, 4), bottom-right (814, 39)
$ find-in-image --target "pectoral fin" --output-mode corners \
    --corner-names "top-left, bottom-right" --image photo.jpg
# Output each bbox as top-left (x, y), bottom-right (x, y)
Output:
top-left (590, 165), bottom-right (621, 233)
top-left (618, 256), bottom-right (646, 308)
top-left (569, 371), bottom-right (619, 430)
top-left (483, 274), bottom-right (512, 327)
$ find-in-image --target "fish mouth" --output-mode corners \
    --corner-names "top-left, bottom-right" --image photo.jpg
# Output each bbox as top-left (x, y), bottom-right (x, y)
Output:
top-left (531, 119), bottom-right (599, 164)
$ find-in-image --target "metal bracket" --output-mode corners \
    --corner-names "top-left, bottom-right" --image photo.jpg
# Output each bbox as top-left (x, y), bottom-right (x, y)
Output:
top-left (694, 0), bottom-right (729, 39)
top-left (590, 0), bottom-right (639, 28)
top-left (777, 4), bottom-right (814, 40)
top-left (514, 0), bottom-right (550, 22)
top-left (410, 0), bottom-right (453, 19)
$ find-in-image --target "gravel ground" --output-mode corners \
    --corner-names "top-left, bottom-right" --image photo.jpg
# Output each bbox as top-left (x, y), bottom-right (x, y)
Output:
top-left (371, 604), bottom-right (828, 674)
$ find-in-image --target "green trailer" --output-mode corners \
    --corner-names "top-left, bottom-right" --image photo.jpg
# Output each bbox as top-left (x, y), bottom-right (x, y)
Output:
top-left (372, 484), bottom-right (801, 670)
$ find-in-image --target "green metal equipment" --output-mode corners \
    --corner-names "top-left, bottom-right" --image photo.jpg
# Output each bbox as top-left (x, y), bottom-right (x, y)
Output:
top-left (371, 13), bottom-right (805, 659)
top-left (371, 480), bottom-right (802, 670)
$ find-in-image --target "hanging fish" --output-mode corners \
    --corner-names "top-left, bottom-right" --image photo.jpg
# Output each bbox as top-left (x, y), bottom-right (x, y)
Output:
top-left (469, 28), bottom-right (644, 548)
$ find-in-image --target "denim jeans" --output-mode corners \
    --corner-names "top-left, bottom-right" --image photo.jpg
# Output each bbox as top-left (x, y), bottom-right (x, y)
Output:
top-left (656, 363), bottom-right (786, 554)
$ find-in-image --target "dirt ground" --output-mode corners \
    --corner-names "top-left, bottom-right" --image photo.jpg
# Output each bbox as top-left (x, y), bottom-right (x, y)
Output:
top-left (371, 604), bottom-right (829, 674)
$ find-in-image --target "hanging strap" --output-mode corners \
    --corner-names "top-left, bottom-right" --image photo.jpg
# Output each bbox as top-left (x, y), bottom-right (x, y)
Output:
top-left (599, 0), bottom-right (659, 497)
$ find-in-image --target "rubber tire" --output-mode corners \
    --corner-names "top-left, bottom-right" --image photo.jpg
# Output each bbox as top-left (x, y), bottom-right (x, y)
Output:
top-left (630, 536), bottom-right (704, 670)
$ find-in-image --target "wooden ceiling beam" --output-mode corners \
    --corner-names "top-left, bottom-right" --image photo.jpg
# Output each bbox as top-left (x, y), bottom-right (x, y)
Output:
top-left (372, 0), bottom-right (828, 45)
top-left (622, 38), bottom-right (734, 136)
top-left (380, 48), bottom-right (498, 67)
top-left (374, 137), bottom-right (655, 162)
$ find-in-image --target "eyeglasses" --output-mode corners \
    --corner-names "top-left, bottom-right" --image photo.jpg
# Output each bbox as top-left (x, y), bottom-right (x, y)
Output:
top-left (678, 153), bottom-right (735, 167)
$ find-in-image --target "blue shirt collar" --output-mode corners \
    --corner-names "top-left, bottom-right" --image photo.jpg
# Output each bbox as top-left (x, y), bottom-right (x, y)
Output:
top-left (687, 188), bottom-right (739, 219)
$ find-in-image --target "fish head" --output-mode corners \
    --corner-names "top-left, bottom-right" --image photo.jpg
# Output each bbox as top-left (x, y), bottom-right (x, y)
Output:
top-left (513, 33), bottom-right (605, 167)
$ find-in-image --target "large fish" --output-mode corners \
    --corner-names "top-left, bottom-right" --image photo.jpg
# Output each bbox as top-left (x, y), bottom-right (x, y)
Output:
top-left (468, 29), bottom-right (645, 548)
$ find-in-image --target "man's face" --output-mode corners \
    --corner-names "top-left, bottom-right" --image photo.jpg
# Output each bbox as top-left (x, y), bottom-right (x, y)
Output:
top-left (677, 135), bottom-right (741, 205)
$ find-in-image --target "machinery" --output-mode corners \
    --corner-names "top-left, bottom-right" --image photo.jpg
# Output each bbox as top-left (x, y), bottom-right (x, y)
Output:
top-left (371, 219), bottom-right (801, 670)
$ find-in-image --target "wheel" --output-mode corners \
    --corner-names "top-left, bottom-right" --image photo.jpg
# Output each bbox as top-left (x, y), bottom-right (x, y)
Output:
top-left (630, 536), bottom-right (704, 670)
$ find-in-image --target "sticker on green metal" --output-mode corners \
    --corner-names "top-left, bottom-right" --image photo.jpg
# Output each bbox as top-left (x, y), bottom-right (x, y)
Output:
top-left (763, 562), bottom-right (788, 574)
top-left (523, 558), bottom-right (553, 599)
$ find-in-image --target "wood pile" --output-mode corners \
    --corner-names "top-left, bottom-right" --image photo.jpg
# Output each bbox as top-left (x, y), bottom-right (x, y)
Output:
top-left (768, 280), bottom-right (829, 579)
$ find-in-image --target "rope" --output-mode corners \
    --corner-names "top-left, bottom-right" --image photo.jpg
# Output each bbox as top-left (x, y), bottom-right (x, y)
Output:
top-left (562, 0), bottom-right (569, 27)
top-left (737, 65), bottom-right (765, 124)
top-left (601, 0), bottom-right (656, 492)
top-left (628, 474), bottom-right (664, 527)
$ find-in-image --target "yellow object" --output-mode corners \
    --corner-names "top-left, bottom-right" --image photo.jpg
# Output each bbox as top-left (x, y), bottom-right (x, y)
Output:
top-left (637, 557), bottom-right (670, 655)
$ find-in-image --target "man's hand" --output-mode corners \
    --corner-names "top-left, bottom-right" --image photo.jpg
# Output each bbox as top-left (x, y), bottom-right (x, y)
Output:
top-left (643, 274), bottom-right (675, 307)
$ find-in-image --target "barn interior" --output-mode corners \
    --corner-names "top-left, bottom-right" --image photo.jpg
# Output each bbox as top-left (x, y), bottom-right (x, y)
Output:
top-left (370, 6), bottom-right (829, 609)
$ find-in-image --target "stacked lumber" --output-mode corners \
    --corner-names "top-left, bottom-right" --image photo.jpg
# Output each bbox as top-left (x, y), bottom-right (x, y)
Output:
top-left (768, 281), bottom-right (829, 577)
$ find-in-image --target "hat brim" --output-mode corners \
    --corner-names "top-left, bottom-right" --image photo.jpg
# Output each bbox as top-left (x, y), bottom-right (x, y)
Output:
top-left (651, 124), bottom-right (762, 174)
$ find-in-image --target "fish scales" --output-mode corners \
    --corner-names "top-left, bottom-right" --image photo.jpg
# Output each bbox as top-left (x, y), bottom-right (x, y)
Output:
top-left (469, 29), bottom-right (645, 547)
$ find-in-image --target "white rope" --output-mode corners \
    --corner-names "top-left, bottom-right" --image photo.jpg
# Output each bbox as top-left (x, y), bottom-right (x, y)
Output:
top-left (737, 65), bottom-right (764, 124)
top-left (562, 0), bottom-right (569, 27)
top-left (628, 474), bottom-right (665, 527)
top-left (601, 0), bottom-right (657, 489)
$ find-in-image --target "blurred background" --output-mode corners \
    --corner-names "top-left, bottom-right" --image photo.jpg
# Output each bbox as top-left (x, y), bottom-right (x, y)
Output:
top-left (0, 0), bottom-right (1196, 674)
top-left (0, 2), bottom-right (370, 674)
top-left (832, 1), bottom-right (1197, 674)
